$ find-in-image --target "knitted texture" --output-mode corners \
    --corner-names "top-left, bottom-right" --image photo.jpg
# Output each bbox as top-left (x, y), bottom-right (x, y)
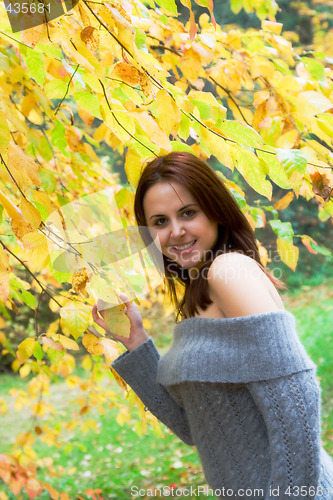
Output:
top-left (111, 311), bottom-right (333, 499)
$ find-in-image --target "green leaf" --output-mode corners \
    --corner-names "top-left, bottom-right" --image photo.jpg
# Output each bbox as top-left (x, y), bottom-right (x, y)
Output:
top-left (39, 171), bottom-right (56, 194)
top-left (230, 0), bottom-right (243, 14)
top-left (73, 91), bottom-right (102, 119)
top-left (220, 120), bottom-right (264, 148)
top-left (44, 80), bottom-right (68, 99)
top-left (191, 100), bottom-right (211, 120)
top-left (0, 53), bottom-right (9, 72)
top-left (36, 43), bottom-right (62, 59)
top-left (19, 289), bottom-right (37, 309)
top-left (256, 147), bottom-right (290, 189)
top-left (115, 188), bottom-right (133, 209)
top-left (307, 240), bottom-right (332, 257)
top-left (33, 341), bottom-right (44, 361)
top-left (46, 347), bottom-right (65, 366)
top-left (235, 149), bottom-right (272, 200)
top-left (51, 120), bottom-right (70, 158)
top-left (130, 134), bottom-right (160, 159)
top-left (135, 29), bottom-right (147, 50)
top-left (269, 219), bottom-right (294, 244)
top-left (229, 188), bottom-right (246, 209)
top-left (178, 113), bottom-right (190, 141)
top-left (155, 0), bottom-right (178, 15)
top-left (171, 141), bottom-right (195, 154)
top-left (301, 57), bottom-right (326, 82)
top-left (276, 148), bottom-right (307, 177)
top-left (25, 49), bottom-right (46, 86)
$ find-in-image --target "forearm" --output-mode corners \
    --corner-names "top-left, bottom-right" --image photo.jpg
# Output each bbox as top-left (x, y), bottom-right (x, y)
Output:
top-left (111, 337), bottom-right (194, 446)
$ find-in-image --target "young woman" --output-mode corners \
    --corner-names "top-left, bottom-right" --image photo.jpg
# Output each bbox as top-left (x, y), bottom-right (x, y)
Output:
top-left (92, 152), bottom-right (333, 499)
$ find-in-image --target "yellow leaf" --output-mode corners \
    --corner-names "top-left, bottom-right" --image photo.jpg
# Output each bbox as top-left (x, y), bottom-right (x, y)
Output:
top-left (19, 363), bottom-right (31, 378)
top-left (20, 23), bottom-right (45, 48)
top-left (140, 72), bottom-right (156, 100)
top-left (124, 149), bottom-right (143, 188)
top-left (156, 89), bottom-right (181, 137)
top-left (103, 303), bottom-right (130, 338)
top-left (179, 47), bottom-right (202, 81)
top-left (14, 431), bottom-right (34, 447)
top-left (17, 338), bottom-right (36, 360)
top-left (142, 318), bottom-right (152, 330)
top-left (60, 301), bottom-right (91, 340)
top-left (0, 331), bottom-right (6, 345)
top-left (110, 366), bottom-right (128, 391)
top-left (257, 241), bottom-right (269, 267)
top-left (21, 232), bottom-right (50, 273)
top-left (80, 26), bottom-right (100, 51)
top-left (250, 57), bottom-right (275, 80)
top-left (276, 130), bottom-right (300, 149)
top-left (41, 337), bottom-right (64, 351)
top-left (0, 188), bottom-right (24, 221)
top-left (7, 142), bottom-right (40, 189)
top-left (52, 334), bottom-right (80, 351)
top-left (261, 20), bottom-right (283, 36)
top-left (274, 192), bottom-right (294, 210)
top-left (31, 401), bottom-right (48, 417)
top-left (11, 218), bottom-right (35, 241)
top-left (294, 91), bottom-right (333, 117)
top-left (99, 338), bottom-right (120, 364)
top-left (81, 354), bottom-right (92, 371)
top-left (129, 110), bottom-right (172, 151)
top-left (0, 110), bottom-right (11, 155)
top-left (199, 126), bottom-right (235, 171)
top-left (276, 238), bottom-right (299, 271)
top-left (20, 198), bottom-right (41, 230)
top-left (0, 398), bottom-right (7, 415)
top-left (71, 270), bottom-right (89, 294)
top-left (110, 5), bottom-right (136, 54)
top-left (82, 333), bottom-right (104, 356)
top-left (32, 191), bottom-right (59, 216)
top-left (111, 61), bottom-right (141, 85)
top-left (0, 271), bottom-right (10, 302)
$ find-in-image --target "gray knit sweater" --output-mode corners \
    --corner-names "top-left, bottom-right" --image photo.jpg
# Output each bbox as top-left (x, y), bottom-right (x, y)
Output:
top-left (111, 310), bottom-right (333, 499)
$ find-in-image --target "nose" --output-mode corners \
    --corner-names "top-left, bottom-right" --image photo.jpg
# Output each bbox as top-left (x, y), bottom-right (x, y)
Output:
top-left (170, 220), bottom-right (186, 239)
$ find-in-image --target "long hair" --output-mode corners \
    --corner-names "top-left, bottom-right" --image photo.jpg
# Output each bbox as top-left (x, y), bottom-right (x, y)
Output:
top-left (134, 152), bottom-right (287, 323)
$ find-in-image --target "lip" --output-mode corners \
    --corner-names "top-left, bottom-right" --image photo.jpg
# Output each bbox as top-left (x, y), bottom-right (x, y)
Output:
top-left (170, 239), bottom-right (197, 254)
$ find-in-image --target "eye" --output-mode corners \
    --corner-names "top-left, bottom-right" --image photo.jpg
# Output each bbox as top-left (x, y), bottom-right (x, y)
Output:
top-left (154, 217), bottom-right (167, 226)
top-left (154, 210), bottom-right (195, 226)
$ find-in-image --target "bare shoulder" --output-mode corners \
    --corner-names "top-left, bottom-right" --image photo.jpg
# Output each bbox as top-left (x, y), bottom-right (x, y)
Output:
top-left (208, 252), bottom-right (261, 280)
top-left (207, 252), bottom-right (285, 318)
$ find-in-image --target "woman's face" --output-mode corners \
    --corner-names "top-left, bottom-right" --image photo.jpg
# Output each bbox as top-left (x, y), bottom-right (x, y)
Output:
top-left (143, 182), bottom-right (218, 277)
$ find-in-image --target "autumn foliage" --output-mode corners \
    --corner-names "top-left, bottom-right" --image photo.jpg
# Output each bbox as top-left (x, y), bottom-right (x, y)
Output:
top-left (0, 0), bottom-right (332, 496)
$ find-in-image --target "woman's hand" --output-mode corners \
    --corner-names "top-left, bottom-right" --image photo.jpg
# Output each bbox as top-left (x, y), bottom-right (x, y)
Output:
top-left (92, 293), bottom-right (149, 352)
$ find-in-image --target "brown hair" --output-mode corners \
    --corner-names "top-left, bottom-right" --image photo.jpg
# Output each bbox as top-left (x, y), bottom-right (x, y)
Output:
top-left (134, 152), bottom-right (287, 323)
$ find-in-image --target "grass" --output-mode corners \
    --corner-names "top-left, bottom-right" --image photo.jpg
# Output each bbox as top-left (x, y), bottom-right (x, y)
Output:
top-left (0, 280), bottom-right (332, 499)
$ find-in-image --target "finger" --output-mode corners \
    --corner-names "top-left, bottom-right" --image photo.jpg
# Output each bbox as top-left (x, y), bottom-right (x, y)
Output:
top-left (118, 293), bottom-right (130, 305)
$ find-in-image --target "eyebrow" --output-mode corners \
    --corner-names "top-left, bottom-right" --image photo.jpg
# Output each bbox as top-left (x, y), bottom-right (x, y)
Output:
top-left (149, 203), bottom-right (198, 221)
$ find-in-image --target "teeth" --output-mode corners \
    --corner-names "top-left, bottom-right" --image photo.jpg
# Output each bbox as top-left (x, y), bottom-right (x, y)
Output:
top-left (173, 240), bottom-right (196, 250)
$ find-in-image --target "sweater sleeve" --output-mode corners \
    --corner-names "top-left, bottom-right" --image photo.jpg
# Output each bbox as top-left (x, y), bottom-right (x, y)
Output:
top-left (246, 369), bottom-right (322, 500)
top-left (111, 337), bottom-right (194, 446)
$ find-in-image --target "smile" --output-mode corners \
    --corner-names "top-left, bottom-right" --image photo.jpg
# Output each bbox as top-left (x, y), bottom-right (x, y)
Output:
top-left (171, 240), bottom-right (197, 252)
